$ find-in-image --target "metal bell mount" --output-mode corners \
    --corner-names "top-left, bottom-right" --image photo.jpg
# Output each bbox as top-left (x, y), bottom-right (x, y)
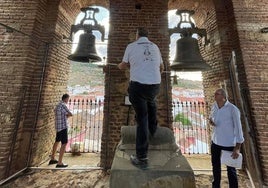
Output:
top-left (169, 10), bottom-right (211, 71)
top-left (68, 7), bottom-right (105, 63)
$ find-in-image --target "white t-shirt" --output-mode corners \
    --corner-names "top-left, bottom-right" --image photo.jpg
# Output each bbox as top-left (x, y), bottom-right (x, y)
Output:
top-left (122, 37), bottom-right (163, 84)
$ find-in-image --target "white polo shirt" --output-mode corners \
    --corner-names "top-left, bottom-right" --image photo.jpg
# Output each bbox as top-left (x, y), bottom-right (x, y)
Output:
top-left (122, 37), bottom-right (163, 84)
top-left (211, 100), bottom-right (245, 147)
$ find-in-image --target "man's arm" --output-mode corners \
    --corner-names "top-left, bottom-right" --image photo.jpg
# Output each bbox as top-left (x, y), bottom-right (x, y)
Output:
top-left (118, 62), bottom-right (130, 70)
top-left (63, 105), bottom-right (73, 118)
top-left (231, 107), bottom-right (244, 159)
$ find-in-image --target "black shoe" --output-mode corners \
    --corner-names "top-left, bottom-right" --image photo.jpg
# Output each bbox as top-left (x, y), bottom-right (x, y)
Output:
top-left (56, 163), bottom-right (68, 168)
top-left (130, 155), bottom-right (148, 170)
top-left (48, 159), bottom-right (58, 165)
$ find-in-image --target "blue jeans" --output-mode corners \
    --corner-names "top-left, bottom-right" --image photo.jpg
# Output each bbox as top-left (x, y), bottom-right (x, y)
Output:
top-left (128, 81), bottom-right (160, 159)
top-left (211, 142), bottom-right (238, 188)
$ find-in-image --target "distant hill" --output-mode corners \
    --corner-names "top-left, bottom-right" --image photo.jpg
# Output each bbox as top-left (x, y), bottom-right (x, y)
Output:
top-left (68, 62), bottom-right (203, 89)
top-left (173, 78), bottom-right (203, 89)
top-left (68, 62), bottom-right (104, 87)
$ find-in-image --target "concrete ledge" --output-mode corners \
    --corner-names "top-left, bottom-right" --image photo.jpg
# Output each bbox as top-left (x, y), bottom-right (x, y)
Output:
top-left (110, 126), bottom-right (196, 188)
top-left (121, 126), bottom-right (175, 145)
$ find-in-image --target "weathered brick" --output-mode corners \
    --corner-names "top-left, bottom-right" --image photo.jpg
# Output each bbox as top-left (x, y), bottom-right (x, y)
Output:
top-left (0, 0), bottom-right (268, 186)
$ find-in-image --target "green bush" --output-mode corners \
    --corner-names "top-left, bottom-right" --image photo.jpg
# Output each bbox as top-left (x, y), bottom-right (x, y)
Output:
top-left (175, 113), bottom-right (192, 126)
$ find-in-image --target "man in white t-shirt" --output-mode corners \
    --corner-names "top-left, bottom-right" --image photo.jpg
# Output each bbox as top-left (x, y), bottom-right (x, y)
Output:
top-left (118, 27), bottom-right (164, 169)
top-left (209, 88), bottom-right (244, 188)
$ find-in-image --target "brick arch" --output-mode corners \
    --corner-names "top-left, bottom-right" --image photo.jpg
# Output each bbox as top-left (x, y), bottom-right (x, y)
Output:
top-left (76, 0), bottom-right (109, 9)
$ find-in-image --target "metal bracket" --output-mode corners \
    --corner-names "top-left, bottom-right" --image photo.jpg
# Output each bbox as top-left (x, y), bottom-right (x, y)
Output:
top-left (69, 7), bottom-right (105, 42)
top-left (168, 10), bottom-right (209, 45)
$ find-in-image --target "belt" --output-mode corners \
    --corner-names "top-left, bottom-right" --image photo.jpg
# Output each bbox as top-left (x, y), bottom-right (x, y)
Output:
top-left (130, 81), bottom-right (159, 86)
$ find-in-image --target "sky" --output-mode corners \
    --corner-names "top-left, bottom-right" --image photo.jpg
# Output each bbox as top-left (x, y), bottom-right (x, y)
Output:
top-left (72, 7), bottom-right (202, 81)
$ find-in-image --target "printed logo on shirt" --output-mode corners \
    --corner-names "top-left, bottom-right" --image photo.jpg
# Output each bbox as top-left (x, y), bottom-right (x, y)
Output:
top-left (138, 42), bottom-right (154, 62)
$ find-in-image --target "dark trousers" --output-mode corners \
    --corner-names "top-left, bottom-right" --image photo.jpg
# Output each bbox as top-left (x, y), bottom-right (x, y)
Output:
top-left (128, 81), bottom-right (160, 159)
top-left (211, 142), bottom-right (238, 188)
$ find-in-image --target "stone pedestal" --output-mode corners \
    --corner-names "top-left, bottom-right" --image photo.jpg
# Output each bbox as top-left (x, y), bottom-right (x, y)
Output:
top-left (110, 126), bottom-right (196, 188)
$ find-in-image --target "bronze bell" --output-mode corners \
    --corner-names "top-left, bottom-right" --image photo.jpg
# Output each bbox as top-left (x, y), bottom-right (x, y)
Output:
top-left (171, 35), bottom-right (211, 71)
top-left (68, 32), bottom-right (102, 63)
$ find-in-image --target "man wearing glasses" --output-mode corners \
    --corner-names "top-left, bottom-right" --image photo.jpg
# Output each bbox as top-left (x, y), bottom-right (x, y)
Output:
top-left (209, 88), bottom-right (244, 188)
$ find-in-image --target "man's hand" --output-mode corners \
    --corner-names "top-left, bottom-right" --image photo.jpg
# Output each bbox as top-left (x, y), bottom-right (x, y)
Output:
top-left (118, 62), bottom-right (129, 70)
top-left (209, 118), bottom-right (216, 126)
top-left (231, 143), bottom-right (242, 159)
top-left (231, 149), bottom-right (240, 159)
top-left (67, 112), bottom-right (73, 118)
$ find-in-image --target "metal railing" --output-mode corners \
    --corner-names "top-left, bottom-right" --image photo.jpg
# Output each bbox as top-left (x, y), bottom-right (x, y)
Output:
top-left (67, 98), bottom-right (210, 154)
top-left (172, 101), bottom-right (209, 154)
top-left (67, 98), bottom-right (103, 153)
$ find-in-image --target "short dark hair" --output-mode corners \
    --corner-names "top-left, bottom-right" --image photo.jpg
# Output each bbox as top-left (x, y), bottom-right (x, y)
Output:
top-left (137, 27), bottom-right (148, 37)
top-left (62, 93), bottom-right (70, 101)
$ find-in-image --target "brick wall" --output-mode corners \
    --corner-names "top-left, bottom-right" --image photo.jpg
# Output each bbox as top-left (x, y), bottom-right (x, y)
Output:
top-left (24, 0), bottom-right (80, 166)
top-left (167, 0), bottom-right (267, 186)
top-left (232, 0), bottom-right (268, 185)
top-left (1, 0), bottom-right (268, 186)
top-left (0, 0), bottom-right (43, 179)
top-left (200, 0), bottom-right (268, 186)
top-left (0, 0), bottom-right (79, 179)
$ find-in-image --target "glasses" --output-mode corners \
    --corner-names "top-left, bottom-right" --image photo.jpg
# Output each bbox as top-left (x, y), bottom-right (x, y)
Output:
top-left (214, 92), bottom-right (222, 96)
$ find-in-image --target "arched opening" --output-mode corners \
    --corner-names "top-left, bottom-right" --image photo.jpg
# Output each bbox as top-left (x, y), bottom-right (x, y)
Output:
top-left (56, 6), bottom-right (110, 167)
top-left (168, 9), bottom-right (209, 155)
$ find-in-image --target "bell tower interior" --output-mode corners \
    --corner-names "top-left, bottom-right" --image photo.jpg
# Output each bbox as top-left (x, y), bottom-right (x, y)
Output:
top-left (0, 0), bottom-right (267, 187)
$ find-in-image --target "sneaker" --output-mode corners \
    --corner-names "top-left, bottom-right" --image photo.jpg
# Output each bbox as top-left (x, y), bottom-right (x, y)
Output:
top-left (56, 163), bottom-right (68, 168)
top-left (48, 159), bottom-right (58, 165)
top-left (130, 155), bottom-right (148, 170)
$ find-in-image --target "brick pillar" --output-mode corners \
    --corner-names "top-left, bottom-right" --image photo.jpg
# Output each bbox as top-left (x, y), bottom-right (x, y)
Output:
top-left (0, 0), bottom-right (45, 179)
top-left (100, 0), bottom-right (172, 168)
top-left (0, 0), bottom-right (79, 180)
top-left (231, 0), bottom-right (268, 186)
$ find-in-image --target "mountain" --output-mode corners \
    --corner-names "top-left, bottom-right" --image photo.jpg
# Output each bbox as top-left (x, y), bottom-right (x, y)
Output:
top-left (68, 61), bottom-right (104, 87)
top-left (68, 61), bottom-right (203, 90)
